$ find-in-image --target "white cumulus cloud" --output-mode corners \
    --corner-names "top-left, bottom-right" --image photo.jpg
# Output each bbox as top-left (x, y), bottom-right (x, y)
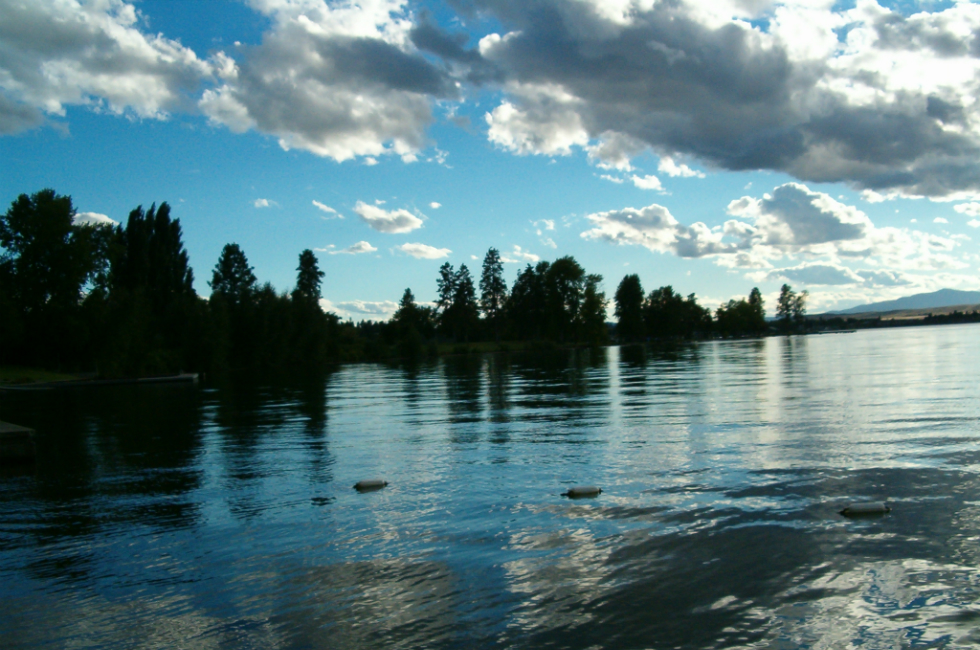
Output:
top-left (631, 174), bottom-right (664, 191)
top-left (468, 0), bottom-right (980, 199)
top-left (199, 0), bottom-right (454, 162)
top-left (658, 157), bottom-right (704, 178)
top-left (954, 203), bottom-right (980, 217)
top-left (354, 201), bottom-right (423, 233)
top-left (330, 241), bottom-right (377, 255)
top-left (395, 242), bottom-right (451, 259)
top-left (73, 212), bottom-right (117, 227)
top-left (0, 0), bottom-right (211, 134)
top-left (582, 182), bottom-right (966, 281)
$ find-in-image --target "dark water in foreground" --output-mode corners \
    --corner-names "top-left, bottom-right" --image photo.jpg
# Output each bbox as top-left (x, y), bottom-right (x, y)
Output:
top-left (3, 325), bottom-right (980, 649)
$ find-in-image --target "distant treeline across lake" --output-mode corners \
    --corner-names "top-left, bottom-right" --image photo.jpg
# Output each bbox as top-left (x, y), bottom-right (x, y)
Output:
top-left (0, 188), bottom-right (844, 378)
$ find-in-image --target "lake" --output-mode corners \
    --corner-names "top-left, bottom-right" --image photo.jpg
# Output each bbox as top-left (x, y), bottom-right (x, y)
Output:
top-left (3, 324), bottom-right (980, 649)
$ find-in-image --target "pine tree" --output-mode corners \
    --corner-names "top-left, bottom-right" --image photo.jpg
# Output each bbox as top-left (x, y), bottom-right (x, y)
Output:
top-left (210, 243), bottom-right (256, 305)
top-left (479, 247), bottom-right (507, 340)
top-left (452, 264), bottom-right (479, 342)
top-left (293, 249), bottom-right (324, 304)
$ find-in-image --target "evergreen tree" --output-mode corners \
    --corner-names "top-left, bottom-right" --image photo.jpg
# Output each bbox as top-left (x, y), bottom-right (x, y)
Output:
top-left (479, 247), bottom-right (507, 340)
top-left (393, 288), bottom-right (424, 358)
top-left (210, 243), bottom-right (257, 305)
top-left (451, 264), bottom-right (480, 342)
top-left (291, 249), bottom-right (333, 371)
top-left (436, 262), bottom-right (456, 315)
top-left (293, 249), bottom-right (324, 304)
top-left (614, 274), bottom-right (645, 342)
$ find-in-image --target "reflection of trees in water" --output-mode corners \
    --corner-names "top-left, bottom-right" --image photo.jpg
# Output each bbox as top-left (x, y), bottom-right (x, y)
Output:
top-left (485, 354), bottom-right (511, 427)
top-left (291, 372), bottom-right (334, 489)
top-left (509, 349), bottom-right (612, 428)
top-left (699, 339), bottom-right (770, 426)
top-left (778, 334), bottom-right (810, 380)
top-left (397, 359), bottom-right (440, 435)
top-left (442, 355), bottom-right (484, 432)
top-left (0, 384), bottom-right (206, 587)
top-left (208, 372), bottom-right (338, 520)
top-left (617, 345), bottom-right (651, 420)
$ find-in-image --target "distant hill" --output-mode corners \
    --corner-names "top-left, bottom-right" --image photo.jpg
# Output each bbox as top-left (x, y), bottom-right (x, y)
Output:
top-left (830, 289), bottom-right (980, 315)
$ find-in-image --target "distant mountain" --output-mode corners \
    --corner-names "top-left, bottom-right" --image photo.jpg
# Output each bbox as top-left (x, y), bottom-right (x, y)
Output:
top-left (832, 289), bottom-right (980, 315)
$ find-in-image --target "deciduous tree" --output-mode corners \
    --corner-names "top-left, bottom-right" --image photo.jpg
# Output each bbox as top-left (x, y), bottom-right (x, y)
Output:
top-left (614, 274), bottom-right (644, 342)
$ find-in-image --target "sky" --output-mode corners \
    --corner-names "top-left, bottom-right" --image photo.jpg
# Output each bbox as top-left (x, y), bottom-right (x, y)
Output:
top-left (3, 0), bottom-right (980, 321)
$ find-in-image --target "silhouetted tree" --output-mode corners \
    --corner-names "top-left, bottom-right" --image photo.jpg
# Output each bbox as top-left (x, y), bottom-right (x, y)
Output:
top-left (100, 202), bottom-right (200, 376)
top-left (614, 274), bottom-right (645, 342)
top-left (436, 262), bottom-right (456, 315)
top-left (715, 287), bottom-right (767, 337)
top-left (578, 274), bottom-right (608, 346)
top-left (436, 263), bottom-right (479, 342)
top-left (644, 286), bottom-right (711, 338)
top-left (480, 247), bottom-right (507, 341)
top-left (210, 243), bottom-right (257, 305)
top-left (776, 284), bottom-right (808, 333)
top-left (544, 256), bottom-right (585, 342)
top-left (451, 264), bottom-right (480, 342)
top-left (290, 250), bottom-right (337, 370)
top-left (506, 262), bottom-right (548, 340)
top-left (293, 249), bottom-right (324, 305)
top-left (0, 189), bottom-right (108, 368)
top-left (748, 287), bottom-right (765, 323)
top-left (393, 288), bottom-right (425, 359)
top-left (0, 189), bottom-right (97, 314)
top-left (793, 288), bottom-right (808, 330)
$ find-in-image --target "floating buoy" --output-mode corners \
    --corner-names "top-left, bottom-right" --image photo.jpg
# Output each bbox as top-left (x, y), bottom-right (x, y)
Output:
top-left (840, 501), bottom-right (890, 516)
top-left (354, 479), bottom-right (388, 492)
top-left (564, 485), bottom-right (602, 498)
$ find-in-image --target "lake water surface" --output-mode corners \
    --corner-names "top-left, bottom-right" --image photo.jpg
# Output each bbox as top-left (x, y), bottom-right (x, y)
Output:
top-left (3, 325), bottom-right (980, 649)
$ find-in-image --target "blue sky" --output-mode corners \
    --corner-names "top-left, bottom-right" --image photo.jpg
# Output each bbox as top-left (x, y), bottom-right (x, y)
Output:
top-left (2, 0), bottom-right (979, 320)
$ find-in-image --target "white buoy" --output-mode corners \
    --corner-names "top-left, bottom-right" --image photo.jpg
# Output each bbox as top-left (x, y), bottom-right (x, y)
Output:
top-left (564, 485), bottom-right (602, 498)
top-left (354, 479), bottom-right (388, 492)
top-left (840, 501), bottom-right (890, 516)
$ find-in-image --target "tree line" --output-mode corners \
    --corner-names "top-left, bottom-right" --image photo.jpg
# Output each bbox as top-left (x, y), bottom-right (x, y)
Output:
top-left (0, 189), bottom-right (342, 377)
top-left (0, 189), bottom-right (808, 377)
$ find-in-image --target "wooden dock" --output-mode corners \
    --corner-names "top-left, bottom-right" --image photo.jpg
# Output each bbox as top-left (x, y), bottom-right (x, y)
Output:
top-left (0, 421), bottom-right (36, 463)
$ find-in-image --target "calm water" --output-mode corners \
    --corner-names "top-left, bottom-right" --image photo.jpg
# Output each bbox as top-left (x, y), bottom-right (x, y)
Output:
top-left (3, 325), bottom-right (980, 649)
